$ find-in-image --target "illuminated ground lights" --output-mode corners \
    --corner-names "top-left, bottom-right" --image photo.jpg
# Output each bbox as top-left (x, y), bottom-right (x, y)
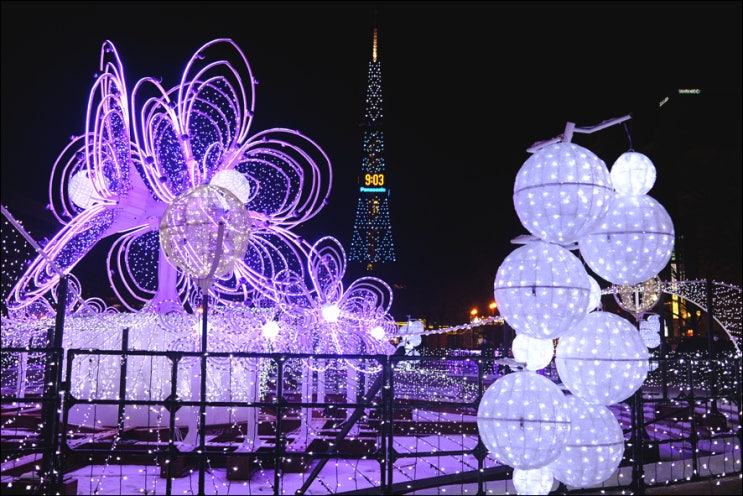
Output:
top-left (1, 38), bottom-right (742, 495)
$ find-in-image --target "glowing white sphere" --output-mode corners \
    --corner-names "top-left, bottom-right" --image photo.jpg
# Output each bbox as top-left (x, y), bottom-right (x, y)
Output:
top-left (477, 370), bottom-right (570, 469)
top-left (370, 325), bottom-right (385, 340)
top-left (512, 466), bottom-right (556, 495)
top-left (551, 396), bottom-right (625, 488)
top-left (586, 276), bottom-right (602, 313)
top-left (494, 241), bottom-right (591, 340)
top-left (610, 151), bottom-right (656, 197)
top-left (512, 334), bottom-right (554, 371)
top-left (160, 185), bottom-right (251, 279)
top-left (262, 321), bottom-right (279, 340)
top-left (321, 302), bottom-right (340, 322)
top-left (513, 142), bottom-right (613, 244)
top-left (556, 311), bottom-right (649, 405)
top-left (614, 276), bottom-right (663, 316)
top-left (210, 169), bottom-right (251, 203)
top-left (68, 170), bottom-right (96, 208)
top-left (578, 194), bottom-right (674, 286)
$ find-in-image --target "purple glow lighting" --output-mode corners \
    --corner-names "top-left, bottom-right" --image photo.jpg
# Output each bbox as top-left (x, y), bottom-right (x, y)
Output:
top-left (7, 39), bottom-right (332, 312)
top-left (278, 236), bottom-right (397, 373)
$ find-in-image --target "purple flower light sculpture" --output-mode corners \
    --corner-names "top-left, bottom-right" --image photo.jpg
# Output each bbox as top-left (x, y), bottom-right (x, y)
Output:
top-left (7, 39), bottom-right (332, 313)
top-left (277, 236), bottom-right (397, 373)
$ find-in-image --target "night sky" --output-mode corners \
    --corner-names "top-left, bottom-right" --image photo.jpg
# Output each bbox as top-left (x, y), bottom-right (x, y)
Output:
top-left (2, 1), bottom-right (741, 324)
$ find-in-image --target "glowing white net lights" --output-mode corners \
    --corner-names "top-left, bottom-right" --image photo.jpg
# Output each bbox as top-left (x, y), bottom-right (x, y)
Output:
top-left (476, 370), bottom-right (571, 470)
top-left (578, 193), bottom-right (675, 286)
top-left (513, 141), bottom-right (613, 245)
top-left (494, 240), bottom-right (590, 340)
top-left (210, 168), bottom-right (252, 203)
top-left (610, 151), bottom-right (656, 197)
top-left (68, 170), bottom-right (97, 209)
top-left (512, 466), bottom-right (557, 495)
top-left (511, 333), bottom-right (554, 371)
top-left (160, 184), bottom-right (252, 280)
top-left (556, 311), bottom-right (649, 405)
top-left (550, 396), bottom-right (625, 488)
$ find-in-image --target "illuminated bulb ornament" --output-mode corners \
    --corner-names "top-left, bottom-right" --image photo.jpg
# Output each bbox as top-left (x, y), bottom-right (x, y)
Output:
top-left (68, 170), bottom-right (96, 208)
top-left (550, 396), bottom-right (625, 488)
top-left (160, 184), bottom-right (252, 281)
top-left (578, 194), bottom-right (674, 286)
top-left (370, 325), bottom-right (385, 340)
top-left (513, 141), bottom-right (613, 244)
top-left (556, 311), bottom-right (649, 405)
top-left (262, 320), bottom-right (280, 340)
top-left (512, 333), bottom-right (554, 371)
top-left (512, 467), bottom-right (556, 496)
top-left (610, 151), bottom-right (656, 197)
top-left (320, 302), bottom-right (340, 322)
top-left (586, 276), bottom-right (602, 313)
top-left (494, 240), bottom-right (591, 340)
top-left (210, 169), bottom-right (251, 203)
top-left (614, 275), bottom-right (663, 318)
top-left (476, 370), bottom-right (571, 470)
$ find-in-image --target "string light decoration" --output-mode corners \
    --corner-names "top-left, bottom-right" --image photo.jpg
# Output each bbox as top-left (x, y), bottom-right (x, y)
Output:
top-left (550, 395), bottom-right (626, 488)
top-left (614, 275), bottom-right (663, 319)
top-left (579, 193), bottom-right (675, 286)
top-left (484, 116), bottom-right (682, 491)
top-left (579, 148), bottom-right (674, 286)
top-left (159, 184), bottom-right (252, 282)
top-left (277, 236), bottom-right (397, 373)
top-left (493, 240), bottom-right (591, 340)
top-left (556, 310), bottom-right (649, 405)
top-left (349, 26), bottom-right (396, 271)
top-left (476, 370), bottom-right (571, 470)
top-left (6, 38), bottom-right (333, 313)
top-left (511, 333), bottom-right (554, 371)
top-left (512, 141), bottom-right (613, 245)
top-left (512, 467), bottom-right (557, 495)
top-left (609, 151), bottom-right (656, 197)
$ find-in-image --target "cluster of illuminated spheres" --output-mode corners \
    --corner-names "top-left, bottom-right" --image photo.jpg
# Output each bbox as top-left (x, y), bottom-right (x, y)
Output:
top-left (480, 135), bottom-right (673, 493)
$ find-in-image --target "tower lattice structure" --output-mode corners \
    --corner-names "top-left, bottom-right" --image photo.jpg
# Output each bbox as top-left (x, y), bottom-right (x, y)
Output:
top-left (349, 27), bottom-right (396, 271)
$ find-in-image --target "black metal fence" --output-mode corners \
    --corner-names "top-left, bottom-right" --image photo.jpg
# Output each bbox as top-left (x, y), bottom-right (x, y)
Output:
top-left (1, 337), bottom-right (741, 495)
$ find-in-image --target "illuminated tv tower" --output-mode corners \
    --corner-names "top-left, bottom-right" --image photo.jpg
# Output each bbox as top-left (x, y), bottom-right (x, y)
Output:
top-left (349, 26), bottom-right (396, 271)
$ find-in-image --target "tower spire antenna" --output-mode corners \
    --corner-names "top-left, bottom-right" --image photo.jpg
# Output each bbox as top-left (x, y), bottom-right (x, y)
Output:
top-left (350, 16), bottom-right (396, 272)
top-left (372, 26), bottom-right (378, 63)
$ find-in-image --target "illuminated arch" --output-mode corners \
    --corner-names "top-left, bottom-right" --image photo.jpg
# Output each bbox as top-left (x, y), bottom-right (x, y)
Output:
top-left (603, 279), bottom-right (742, 355)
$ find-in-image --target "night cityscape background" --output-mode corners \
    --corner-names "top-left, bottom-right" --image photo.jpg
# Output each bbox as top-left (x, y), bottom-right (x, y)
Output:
top-left (2, 0), bottom-right (741, 325)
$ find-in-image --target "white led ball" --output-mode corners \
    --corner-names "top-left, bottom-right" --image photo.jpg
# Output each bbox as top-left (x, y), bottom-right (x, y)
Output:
top-left (550, 396), bottom-right (625, 488)
top-left (610, 151), bottom-right (656, 197)
top-left (513, 142), bottom-right (613, 244)
top-left (494, 241), bottom-right (591, 340)
top-left (586, 276), bottom-right (602, 313)
top-left (477, 370), bottom-right (570, 470)
top-left (512, 466), bottom-right (556, 495)
top-left (556, 311), bottom-right (649, 405)
top-left (320, 302), bottom-right (340, 322)
top-left (512, 334), bottom-right (554, 371)
top-left (578, 194), bottom-right (674, 286)
top-left (68, 170), bottom-right (97, 209)
top-left (370, 325), bottom-right (385, 340)
top-left (262, 320), bottom-right (280, 340)
top-left (210, 169), bottom-right (251, 203)
top-left (160, 184), bottom-right (252, 279)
